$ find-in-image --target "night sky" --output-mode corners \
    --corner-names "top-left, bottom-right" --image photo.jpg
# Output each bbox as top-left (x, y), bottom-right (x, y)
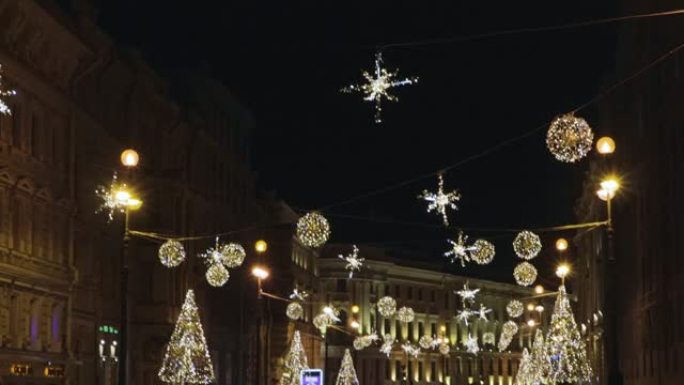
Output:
top-left (98, 1), bottom-right (617, 282)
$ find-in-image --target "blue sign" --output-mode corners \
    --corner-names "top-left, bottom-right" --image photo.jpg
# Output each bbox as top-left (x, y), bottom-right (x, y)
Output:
top-left (301, 369), bottom-right (323, 385)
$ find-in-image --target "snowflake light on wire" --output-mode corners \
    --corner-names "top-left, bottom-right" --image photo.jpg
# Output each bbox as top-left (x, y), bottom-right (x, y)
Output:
top-left (340, 51), bottom-right (418, 123)
top-left (418, 174), bottom-right (461, 226)
top-left (455, 282), bottom-right (480, 304)
top-left (445, 232), bottom-right (474, 266)
top-left (289, 288), bottom-right (309, 302)
top-left (464, 334), bottom-right (480, 355)
top-left (456, 308), bottom-right (476, 326)
top-left (338, 245), bottom-right (364, 278)
top-left (380, 334), bottom-right (395, 357)
top-left (0, 65), bottom-right (16, 115)
top-left (401, 342), bottom-right (421, 358)
top-left (477, 303), bottom-right (492, 321)
top-left (95, 172), bottom-right (126, 222)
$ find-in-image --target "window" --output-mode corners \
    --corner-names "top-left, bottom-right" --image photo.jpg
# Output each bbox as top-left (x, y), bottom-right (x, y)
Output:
top-left (431, 361), bottom-right (436, 381)
top-left (444, 292), bottom-right (449, 308)
top-left (336, 279), bottom-right (346, 292)
top-left (396, 360), bottom-right (402, 381)
top-left (12, 105), bottom-right (22, 149)
top-left (431, 290), bottom-right (436, 302)
top-left (407, 287), bottom-right (413, 300)
top-left (395, 285), bottom-right (400, 297)
top-left (417, 289), bottom-right (422, 301)
top-left (418, 322), bottom-right (424, 337)
top-left (418, 362), bottom-right (423, 381)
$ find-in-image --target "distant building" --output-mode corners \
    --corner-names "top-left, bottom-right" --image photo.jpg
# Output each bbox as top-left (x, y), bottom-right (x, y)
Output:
top-left (309, 245), bottom-right (552, 385)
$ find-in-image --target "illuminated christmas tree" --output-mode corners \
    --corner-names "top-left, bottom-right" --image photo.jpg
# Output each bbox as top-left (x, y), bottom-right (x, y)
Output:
top-left (335, 349), bottom-right (359, 385)
top-left (158, 289), bottom-right (215, 384)
top-left (279, 330), bottom-right (309, 385)
top-left (528, 329), bottom-right (547, 385)
top-left (544, 285), bottom-right (592, 384)
top-left (514, 349), bottom-right (532, 385)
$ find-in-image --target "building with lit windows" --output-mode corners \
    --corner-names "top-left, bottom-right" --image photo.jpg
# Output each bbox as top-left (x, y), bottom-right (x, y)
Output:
top-left (315, 245), bottom-right (553, 385)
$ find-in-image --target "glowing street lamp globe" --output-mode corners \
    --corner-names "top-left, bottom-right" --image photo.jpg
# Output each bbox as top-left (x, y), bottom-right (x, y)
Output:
top-left (120, 149), bottom-right (140, 168)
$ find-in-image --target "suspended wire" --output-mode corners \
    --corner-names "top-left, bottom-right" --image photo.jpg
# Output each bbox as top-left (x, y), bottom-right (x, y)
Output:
top-left (316, 39), bottom-right (684, 212)
top-left (379, 8), bottom-right (684, 50)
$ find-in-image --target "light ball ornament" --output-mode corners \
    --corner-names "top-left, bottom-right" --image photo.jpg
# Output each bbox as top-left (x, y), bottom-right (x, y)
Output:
top-left (506, 299), bottom-right (524, 318)
top-left (158, 239), bottom-right (186, 268)
top-left (313, 314), bottom-right (330, 334)
top-left (222, 243), bottom-right (246, 268)
top-left (514, 262), bottom-right (538, 287)
top-left (377, 296), bottom-right (397, 318)
top-left (503, 320), bottom-right (519, 337)
top-left (513, 230), bottom-right (542, 260)
top-left (286, 302), bottom-right (304, 321)
top-left (396, 307), bottom-right (415, 323)
top-left (419, 335), bottom-right (434, 350)
top-left (546, 114), bottom-right (594, 163)
top-left (205, 264), bottom-right (230, 287)
top-left (296, 212), bottom-right (331, 248)
top-left (439, 343), bottom-right (450, 356)
top-left (471, 239), bottom-right (496, 264)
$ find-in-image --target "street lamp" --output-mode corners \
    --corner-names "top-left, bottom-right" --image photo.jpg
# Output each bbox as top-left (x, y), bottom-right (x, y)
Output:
top-left (555, 238), bottom-right (569, 252)
top-left (534, 285), bottom-right (545, 295)
top-left (251, 264), bottom-right (269, 385)
top-left (254, 240), bottom-right (268, 254)
top-left (596, 137), bottom-right (616, 155)
top-left (556, 263), bottom-right (571, 285)
top-left (116, 149), bottom-right (141, 385)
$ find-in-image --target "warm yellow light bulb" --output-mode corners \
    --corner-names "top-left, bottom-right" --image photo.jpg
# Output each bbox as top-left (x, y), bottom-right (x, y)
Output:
top-left (600, 178), bottom-right (620, 194)
top-left (527, 303), bottom-right (535, 311)
top-left (126, 198), bottom-right (143, 211)
top-left (556, 264), bottom-right (570, 279)
top-left (555, 238), bottom-right (569, 252)
top-left (350, 320), bottom-right (360, 329)
top-left (527, 319), bottom-right (536, 327)
top-left (440, 325), bottom-right (447, 332)
top-left (115, 189), bottom-right (131, 204)
top-left (120, 149), bottom-right (140, 167)
top-left (255, 240), bottom-right (268, 253)
top-left (596, 188), bottom-right (615, 201)
top-left (535, 305), bottom-right (545, 313)
top-left (534, 285), bottom-right (544, 294)
top-left (351, 305), bottom-right (360, 314)
top-left (596, 137), bottom-right (616, 155)
top-left (251, 265), bottom-right (269, 280)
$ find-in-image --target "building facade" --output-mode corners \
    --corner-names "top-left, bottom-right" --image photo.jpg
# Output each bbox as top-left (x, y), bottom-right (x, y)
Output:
top-left (0, 0), bottom-right (262, 384)
top-left (311, 246), bottom-right (554, 385)
top-left (574, 1), bottom-right (684, 385)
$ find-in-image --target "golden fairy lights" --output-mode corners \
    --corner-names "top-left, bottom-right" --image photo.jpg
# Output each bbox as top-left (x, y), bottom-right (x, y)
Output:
top-left (513, 230), bottom-right (542, 260)
top-left (296, 212), bottom-right (331, 248)
top-left (0, 65), bottom-right (16, 116)
top-left (158, 239), bottom-right (186, 268)
top-left (514, 261), bottom-right (538, 287)
top-left (376, 296), bottom-right (397, 318)
top-left (546, 113), bottom-right (595, 163)
top-left (506, 299), bottom-right (524, 318)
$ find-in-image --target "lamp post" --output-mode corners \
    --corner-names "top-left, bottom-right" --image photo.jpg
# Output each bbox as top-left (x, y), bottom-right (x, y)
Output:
top-left (252, 264), bottom-right (269, 385)
top-left (116, 149), bottom-right (141, 385)
top-left (596, 174), bottom-right (621, 385)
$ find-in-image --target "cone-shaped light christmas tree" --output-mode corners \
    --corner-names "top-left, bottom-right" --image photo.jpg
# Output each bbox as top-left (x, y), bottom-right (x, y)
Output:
top-left (335, 349), bottom-right (359, 385)
top-left (279, 330), bottom-right (309, 385)
top-left (158, 289), bottom-right (215, 384)
top-left (544, 285), bottom-right (592, 384)
top-left (528, 329), bottom-right (547, 385)
top-left (514, 348), bottom-right (532, 385)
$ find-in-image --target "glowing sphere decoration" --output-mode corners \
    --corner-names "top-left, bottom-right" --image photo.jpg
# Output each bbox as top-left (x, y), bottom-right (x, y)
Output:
top-left (296, 212), bottom-right (331, 248)
top-left (377, 296), bottom-right (397, 318)
top-left (396, 307), bottom-right (415, 323)
top-left (205, 264), bottom-right (230, 287)
top-left (439, 343), bottom-right (450, 355)
top-left (158, 239), bottom-right (186, 268)
top-left (286, 302), bottom-right (304, 321)
top-left (506, 299), bottom-right (524, 318)
top-left (222, 243), bottom-right (246, 268)
top-left (503, 320), bottom-right (519, 336)
top-left (513, 231), bottom-right (542, 260)
top-left (514, 262), bottom-right (538, 287)
top-left (419, 335), bottom-right (434, 350)
top-left (353, 338), bottom-right (367, 351)
top-left (471, 239), bottom-right (496, 264)
top-left (546, 114), bottom-right (594, 163)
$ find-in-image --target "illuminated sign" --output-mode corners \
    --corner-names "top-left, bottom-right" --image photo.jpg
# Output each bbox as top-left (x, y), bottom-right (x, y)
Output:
top-left (301, 369), bottom-right (323, 385)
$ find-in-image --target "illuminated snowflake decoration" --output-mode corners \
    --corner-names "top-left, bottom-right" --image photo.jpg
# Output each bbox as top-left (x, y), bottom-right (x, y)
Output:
top-left (445, 232), bottom-right (474, 266)
top-left (464, 334), bottom-right (480, 355)
top-left (353, 333), bottom-right (379, 351)
top-left (401, 342), bottom-right (421, 358)
top-left (341, 52), bottom-right (418, 123)
top-left (456, 308), bottom-right (476, 326)
top-left (477, 303), bottom-right (492, 321)
top-left (289, 288), bottom-right (309, 302)
top-left (455, 282), bottom-right (480, 305)
top-left (380, 334), bottom-right (395, 357)
top-left (95, 173), bottom-right (127, 222)
top-left (338, 245), bottom-right (364, 278)
top-left (0, 65), bottom-right (16, 115)
top-left (546, 113), bottom-right (594, 163)
top-left (418, 174), bottom-right (461, 226)
top-left (199, 238), bottom-right (229, 267)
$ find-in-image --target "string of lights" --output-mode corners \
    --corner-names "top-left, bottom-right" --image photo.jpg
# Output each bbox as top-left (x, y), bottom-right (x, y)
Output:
top-left (377, 8), bottom-right (684, 50)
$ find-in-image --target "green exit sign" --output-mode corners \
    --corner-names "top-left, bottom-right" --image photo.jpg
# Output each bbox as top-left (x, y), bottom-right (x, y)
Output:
top-left (98, 325), bottom-right (119, 335)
